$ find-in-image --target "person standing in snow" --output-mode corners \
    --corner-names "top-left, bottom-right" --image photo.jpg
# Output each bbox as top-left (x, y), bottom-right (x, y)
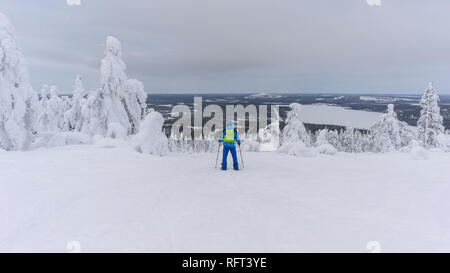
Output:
top-left (219, 120), bottom-right (241, 170)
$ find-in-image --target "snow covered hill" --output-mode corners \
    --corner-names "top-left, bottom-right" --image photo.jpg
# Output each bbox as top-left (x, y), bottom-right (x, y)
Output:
top-left (1, 143), bottom-right (450, 252)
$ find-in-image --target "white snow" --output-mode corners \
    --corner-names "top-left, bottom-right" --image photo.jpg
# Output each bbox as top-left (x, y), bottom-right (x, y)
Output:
top-left (278, 142), bottom-right (317, 157)
top-left (295, 104), bottom-right (383, 129)
top-left (131, 111), bottom-right (168, 156)
top-left (47, 132), bottom-right (91, 148)
top-left (315, 143), bottom-right (337, 155)
top-left (410, 145), bottom-right (428, 160)
top-left (1, 145), bottom-right (449, 253)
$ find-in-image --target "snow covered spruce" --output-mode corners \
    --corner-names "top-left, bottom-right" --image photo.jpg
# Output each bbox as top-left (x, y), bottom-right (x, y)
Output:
top-left (0, 13), bottom-right (39, 151)
top-left (0, 13), bottom-right (166, 155)
top-left (81, 36), bottom-right (148, 138)
top-left (277, 84), bottom-right (449, 157)
top-left (417, 82), bottom-right (446, 149)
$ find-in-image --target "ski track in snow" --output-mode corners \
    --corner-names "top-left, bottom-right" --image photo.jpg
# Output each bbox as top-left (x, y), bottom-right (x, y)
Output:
top-left (1, 145), bottom-right (450, 252)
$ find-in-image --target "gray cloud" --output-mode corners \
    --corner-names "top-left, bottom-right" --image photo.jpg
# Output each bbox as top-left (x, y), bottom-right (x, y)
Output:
top-left (1, 0), bottom-right (450, 94)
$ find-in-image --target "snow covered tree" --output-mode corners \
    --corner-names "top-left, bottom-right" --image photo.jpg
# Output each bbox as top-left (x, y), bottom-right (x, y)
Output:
top-left (37, 84), bottom-right (51, 132)
top-left (338, 127), bottom-right (363, 153)
top-left (360, 131), bottom-right (375, 153)
top-left (82, 36), bottom-right (130, 136)
top-left (121, 78), bottom-right (147, 134)
top-left (0, 13), bottom-right (39, 150)
top-left (417, 82), bottom-right (445, 148)
top-left (278, 103), bottom-right (316, 156)
top-left (82, 36), bottom-right (146, 137)
top-left (314, 129), bottom-right (337, 155)
top-left (81, 89), bottom-right (108, 136)
top-left (314, 129), bottom-right (329, 146)
top-left (60, 95), bottom-right (72, 117)
top-left (64, 75), bottom-right (86, 131)
top-left (325, 129), bottom-right (341, 151)
top-left (132, 110), bottom-right (168, 156)
top-left (280, 103), bottom-right (311, 146)
top-left (370, 104), bottom-right (414, 152)
top-left (46, 85), bottom-right (66, 131)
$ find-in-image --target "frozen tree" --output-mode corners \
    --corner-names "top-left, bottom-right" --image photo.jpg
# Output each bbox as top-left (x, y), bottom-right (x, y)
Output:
top-left (81, 89), bottom-right (108, 136)
top-left (60, 96), bottom-right (72, 122)
top-left (98, 36), bottom-right (130, 131)
top-left (417, 82), bottom-right (445, 148)
top-left (0, 13), bottom-right (39, 150)
top-left (315, 129), bottom-right (329, 146)
top-left (314, 129), bottom-right (337, 155)
top-left (353, 131), bottom-right (365, 153)
top-left (280, 103), bottom-right (311, 146)
top-left (278, 103), bottom-right (317, 156)
top-left (132, 111), bottom-right (168, 156)
top-left (371, 104), bottom-right (400, 152)
top-left (326, 129), bottom-right (341, 151)
top-left (46, 86), bottom-right (66, 131)
top-left (121, 78), bottom-right (148, 134)
top-left (64, 75), bottom-right (86, 131)
top-left (338, 128), bottom-right (352, 152)
top-left (82, 36), bottom-right (146, 136)
top-left (37, 84), bottom-right (51, 132)
top-left (339, 127), bottom-right (363, 153)
top-left (360, 131), bottom-right (375, 153)
top-left (82, 37), bottom-right (130, 136)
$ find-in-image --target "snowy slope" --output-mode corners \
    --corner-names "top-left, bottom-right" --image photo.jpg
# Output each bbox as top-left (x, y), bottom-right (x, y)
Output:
top-left (1, 144), bottom-right (450, 252)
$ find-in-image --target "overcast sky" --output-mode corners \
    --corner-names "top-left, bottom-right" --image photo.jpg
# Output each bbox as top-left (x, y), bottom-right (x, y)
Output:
top-left (1, 0), bottom-right (450, 94)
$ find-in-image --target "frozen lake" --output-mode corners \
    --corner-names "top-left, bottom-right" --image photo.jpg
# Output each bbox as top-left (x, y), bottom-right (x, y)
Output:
top-left (147, 93), bottom-right (450, 134)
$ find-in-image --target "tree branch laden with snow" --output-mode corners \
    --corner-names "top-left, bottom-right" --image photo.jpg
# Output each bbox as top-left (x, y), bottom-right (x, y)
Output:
top-left (417, 82), bottom-right (445, 148)
top-left (0, 13), bottom-right (39, 150)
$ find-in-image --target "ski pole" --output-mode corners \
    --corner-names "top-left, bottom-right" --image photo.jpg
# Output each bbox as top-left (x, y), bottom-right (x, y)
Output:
top-left (215, 142), bottom-right (221, 168)
top-left (238, 143), bottom-right (244, 169)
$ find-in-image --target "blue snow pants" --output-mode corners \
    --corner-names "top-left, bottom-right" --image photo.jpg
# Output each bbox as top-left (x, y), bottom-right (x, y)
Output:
top-left (222, 145), bottom-right (239, 170)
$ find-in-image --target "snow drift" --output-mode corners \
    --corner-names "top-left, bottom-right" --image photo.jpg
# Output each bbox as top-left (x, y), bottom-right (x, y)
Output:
top-left (132, 111), bottom-right (168, 156)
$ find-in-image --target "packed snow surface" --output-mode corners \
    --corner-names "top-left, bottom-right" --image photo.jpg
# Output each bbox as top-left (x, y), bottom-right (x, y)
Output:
top-left (1, 144), bottom-right (450, 252)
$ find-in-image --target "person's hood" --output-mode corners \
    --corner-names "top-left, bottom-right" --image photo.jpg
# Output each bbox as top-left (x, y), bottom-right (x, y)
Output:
top-left (226, 120), bottom-right (234, 130)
